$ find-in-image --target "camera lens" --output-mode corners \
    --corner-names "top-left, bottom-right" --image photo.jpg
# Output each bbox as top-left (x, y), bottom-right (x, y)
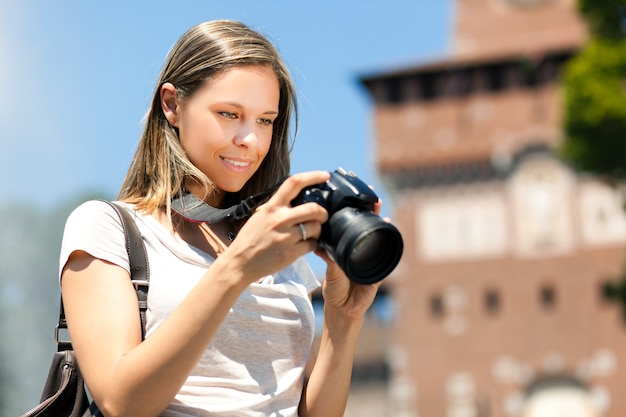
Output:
top-left (324, 207), bottom-right (403, 284)
top-left (349, 234), bottom-right (379, 264)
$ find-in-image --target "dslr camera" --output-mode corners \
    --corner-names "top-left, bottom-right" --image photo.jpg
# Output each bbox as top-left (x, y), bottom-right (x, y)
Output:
top-left (292, 168), bottom-right (403, 284)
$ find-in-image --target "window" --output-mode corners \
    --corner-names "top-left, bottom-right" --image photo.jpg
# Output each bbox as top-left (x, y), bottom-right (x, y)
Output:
top-left (429, 293), bottom-right (444, 318)
top-left (386, 77), bottom-right (403, 104)
top-left (487, 64), bottom-right (505, 91)
top-left (485, 288), bottom-right (501, 315)
top-left (540, 285), bottom-right (556, 310)
top-left (599, 279), bottom-right (621, 306)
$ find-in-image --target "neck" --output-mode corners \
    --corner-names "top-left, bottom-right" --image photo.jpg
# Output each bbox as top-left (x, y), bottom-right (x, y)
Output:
top-left (185, 183), bottom-right (225, 208)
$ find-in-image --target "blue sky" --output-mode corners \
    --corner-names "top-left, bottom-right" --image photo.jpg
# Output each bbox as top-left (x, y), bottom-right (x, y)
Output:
top-left (0, 1), bottom-right (451, 212)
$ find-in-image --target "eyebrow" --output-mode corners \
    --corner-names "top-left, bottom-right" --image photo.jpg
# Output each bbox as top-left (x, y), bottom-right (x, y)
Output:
top-left (222, 102), bottom-right (279, 115)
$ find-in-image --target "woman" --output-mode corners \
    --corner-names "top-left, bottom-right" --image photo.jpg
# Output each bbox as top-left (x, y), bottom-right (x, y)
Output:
top-left (60, 20), bottom-right (381, 417)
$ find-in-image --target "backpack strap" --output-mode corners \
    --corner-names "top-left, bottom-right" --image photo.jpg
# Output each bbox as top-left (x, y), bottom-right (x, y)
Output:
top-left (56, 200), bottom-right (151, 349)
top-left (106, 201), bottom-right (150, 339)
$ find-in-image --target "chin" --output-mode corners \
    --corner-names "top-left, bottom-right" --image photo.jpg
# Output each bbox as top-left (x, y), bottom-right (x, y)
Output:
top-left (219, 181), bottom-right (248, 194)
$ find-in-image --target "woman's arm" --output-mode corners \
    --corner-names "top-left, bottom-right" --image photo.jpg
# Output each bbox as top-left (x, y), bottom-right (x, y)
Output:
top-left (298, 262), bottom-right (381, 417)
top-left (62, 172), bottom-right (331, 417)
top-left (62, 248), bottom-right (250, 417)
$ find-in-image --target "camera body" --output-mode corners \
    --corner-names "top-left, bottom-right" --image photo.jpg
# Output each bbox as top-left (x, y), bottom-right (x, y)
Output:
top-left (292, 168), bottom-right (379, 230)
top-left (292, 168), bottom-right (403, 284)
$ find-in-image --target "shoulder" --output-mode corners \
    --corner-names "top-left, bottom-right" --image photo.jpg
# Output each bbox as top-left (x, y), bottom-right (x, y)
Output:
top-left (60, 200), bottom-right (130, 278)
top-left (66, 200), bottom-right (123, 230)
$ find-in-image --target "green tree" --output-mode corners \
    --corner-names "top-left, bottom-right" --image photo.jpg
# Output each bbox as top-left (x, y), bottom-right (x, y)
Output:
top-left (578, 0), bottom-right (626, 40)
top-left (560, 0), bottom-right (626, 316)
top-left (561, 0), bottom-right (626, 180)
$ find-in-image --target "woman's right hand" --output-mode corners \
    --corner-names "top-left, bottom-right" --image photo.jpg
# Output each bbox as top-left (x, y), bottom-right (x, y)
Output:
top-left (221, 170), bottom-right (330, 282)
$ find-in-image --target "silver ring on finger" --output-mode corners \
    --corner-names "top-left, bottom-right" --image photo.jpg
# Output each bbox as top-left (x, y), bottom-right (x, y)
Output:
top-left (298, 223), bottom-right (308, 241)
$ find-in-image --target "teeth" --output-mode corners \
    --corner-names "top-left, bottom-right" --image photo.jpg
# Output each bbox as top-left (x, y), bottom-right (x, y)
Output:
top-left (224, 158), bottom-right (249, 167)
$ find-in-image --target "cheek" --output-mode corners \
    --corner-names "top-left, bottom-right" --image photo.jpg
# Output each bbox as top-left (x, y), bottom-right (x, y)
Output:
top-left (178, 127), bottom-right (201, 162)
top-left (179, 113), bottom-right (221, 155)
top-left (261, 135), bottom-right (273, 155)
top-left (256, 135), bottom-right (274, 164)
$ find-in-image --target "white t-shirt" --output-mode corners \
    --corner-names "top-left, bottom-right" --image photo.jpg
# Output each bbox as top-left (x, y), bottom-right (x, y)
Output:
top-left (59, 200), bottom-right (321, 417)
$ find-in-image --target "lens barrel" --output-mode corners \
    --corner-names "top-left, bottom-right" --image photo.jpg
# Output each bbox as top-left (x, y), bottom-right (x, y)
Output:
top-left (322, 207), bottom-right (404, 284)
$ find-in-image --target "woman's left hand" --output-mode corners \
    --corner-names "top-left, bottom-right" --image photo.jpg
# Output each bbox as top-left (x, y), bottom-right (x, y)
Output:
top-left (315, 197), bottom-right (384, 321)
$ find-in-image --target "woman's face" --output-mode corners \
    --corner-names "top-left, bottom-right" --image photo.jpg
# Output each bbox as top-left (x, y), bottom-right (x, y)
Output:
top-left (168, 65), bottom-right (280, 205)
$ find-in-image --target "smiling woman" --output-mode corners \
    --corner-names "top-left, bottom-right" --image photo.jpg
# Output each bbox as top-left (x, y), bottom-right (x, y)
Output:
top-left (56, 19), bottom-right (383, 417)
top-left (159, 66), bottom-right (280, 202)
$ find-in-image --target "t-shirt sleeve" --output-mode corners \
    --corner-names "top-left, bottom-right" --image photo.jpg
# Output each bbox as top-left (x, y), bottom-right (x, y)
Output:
top-left (292, 256), bottom-right (321, 293)
top-left (59, 200), bottom-right (129, 282)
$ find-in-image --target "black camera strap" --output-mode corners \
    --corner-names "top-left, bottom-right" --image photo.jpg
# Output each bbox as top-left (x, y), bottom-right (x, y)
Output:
top-left (171, 179), bottom-right (285, 224)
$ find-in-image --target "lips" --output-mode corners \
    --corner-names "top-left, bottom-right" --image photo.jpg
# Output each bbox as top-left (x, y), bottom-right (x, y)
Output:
top-left (221, 157), bottom-right (253, 169)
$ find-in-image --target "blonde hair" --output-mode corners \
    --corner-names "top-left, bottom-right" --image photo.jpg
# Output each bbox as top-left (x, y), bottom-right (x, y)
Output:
top-left (118, 20), bottom-right (297, 213)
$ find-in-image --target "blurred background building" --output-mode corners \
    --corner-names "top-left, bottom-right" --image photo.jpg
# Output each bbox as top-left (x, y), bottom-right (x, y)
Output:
top-left (355, 0), bottom-right (626, 416)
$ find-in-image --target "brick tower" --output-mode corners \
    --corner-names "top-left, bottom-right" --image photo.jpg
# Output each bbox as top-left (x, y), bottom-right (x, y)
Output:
top-left (359, 1), bottom-right (626, 416)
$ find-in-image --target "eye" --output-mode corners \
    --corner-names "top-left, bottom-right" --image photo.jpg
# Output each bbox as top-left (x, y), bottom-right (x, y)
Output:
top-left (219, 111), bottom-right (238, 120)
top-left (257, 118), bottom-right (274, 126)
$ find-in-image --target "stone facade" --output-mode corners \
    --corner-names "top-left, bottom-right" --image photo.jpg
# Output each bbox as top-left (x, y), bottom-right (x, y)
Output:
top-left (359, 0), bottom-right (626, 416)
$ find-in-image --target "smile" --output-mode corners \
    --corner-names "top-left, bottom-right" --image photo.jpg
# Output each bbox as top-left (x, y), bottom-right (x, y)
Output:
top-left (222, 157), bottom-right (251, 168)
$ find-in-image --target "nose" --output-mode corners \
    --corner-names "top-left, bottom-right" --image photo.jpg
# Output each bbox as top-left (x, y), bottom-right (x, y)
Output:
top-left (233, 124), bottom-right (258, 148)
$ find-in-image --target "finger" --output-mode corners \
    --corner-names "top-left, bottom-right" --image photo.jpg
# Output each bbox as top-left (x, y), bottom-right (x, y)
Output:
top-left (372, 198), bottom-right (382, 216)
top-left (297, 238), bottom-right (320, 254)
top-left (296, 222), bottom-right (308, 241)
top-left (270, 171), bottom-right (330, 205)
top-left (294, 221), bottom-right (322, 242)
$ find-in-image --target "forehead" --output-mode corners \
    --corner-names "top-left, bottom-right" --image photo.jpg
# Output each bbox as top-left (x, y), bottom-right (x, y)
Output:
top-left (197, 65), bottom-right (280, 102)
top-left (180, 65), bottom-right (281, 115)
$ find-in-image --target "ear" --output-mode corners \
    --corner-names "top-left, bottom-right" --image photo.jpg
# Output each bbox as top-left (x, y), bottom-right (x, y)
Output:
top-left (160, 82), bottom-right (180, 127)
